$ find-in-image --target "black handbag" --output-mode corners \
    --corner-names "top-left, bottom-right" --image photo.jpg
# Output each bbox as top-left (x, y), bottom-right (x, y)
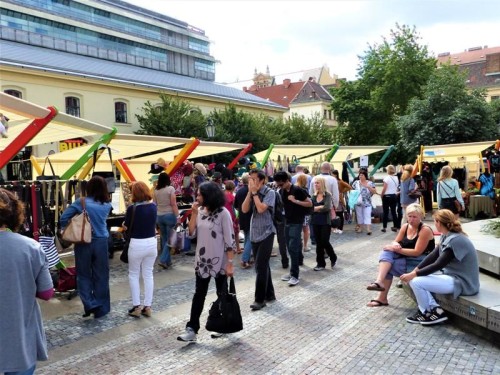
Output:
top-left (120, 205), bottom-right (136, 264)
top-left (205, 277), bottom-right (243, 334)
top-left (92, 147), bottom-right (117, 193)
top-left (37, 157), bottom-right (60, 181)
top-left (331, 216), bottom-right (342, 228)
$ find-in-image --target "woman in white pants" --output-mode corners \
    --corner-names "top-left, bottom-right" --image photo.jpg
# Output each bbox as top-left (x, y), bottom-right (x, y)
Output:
top-left (123, 181), bottom-right (158, 318)
top-left (400, 209), bottom-right (479, 326)
top-left (353, 170), bottom-right (377, 235)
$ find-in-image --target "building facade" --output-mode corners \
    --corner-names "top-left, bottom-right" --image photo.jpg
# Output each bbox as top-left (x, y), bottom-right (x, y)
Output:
top-left (0, 0), bottom-right (285, 141)
top-left (437, 46), bottom-right (500, 102)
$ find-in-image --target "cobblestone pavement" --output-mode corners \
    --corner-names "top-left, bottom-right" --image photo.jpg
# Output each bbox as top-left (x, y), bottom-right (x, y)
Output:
top-left (38, 222), bottom-right (500, 374)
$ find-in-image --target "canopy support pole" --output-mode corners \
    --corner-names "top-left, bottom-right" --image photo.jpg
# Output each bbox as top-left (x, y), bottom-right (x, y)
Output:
top-left (260, 144), bottom-right (275, 166)
top-left (166, 138), bottom-right (200, 175)
top-left (0, 106), bottom-right (58, 169)
top-left (324, 144), bottom-right (339, 162)
top-left (60, 128), bottom-right (117, 181)
top-left (228, 143), bottom-right (253, 170)
top-left (369, 145), bottom-right (394, 178)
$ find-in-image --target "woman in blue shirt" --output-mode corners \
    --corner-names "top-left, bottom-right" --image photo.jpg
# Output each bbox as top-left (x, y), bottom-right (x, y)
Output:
top-left (60, 176), bottom-right (112, 319)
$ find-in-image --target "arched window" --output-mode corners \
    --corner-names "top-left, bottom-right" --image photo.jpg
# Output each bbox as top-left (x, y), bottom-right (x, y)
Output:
top-left (65, 96), bottom-right (80, 117)
top-left (4, 89), bottom-right (22, 98)
top-left (115, 101), bottom-right (128, 123)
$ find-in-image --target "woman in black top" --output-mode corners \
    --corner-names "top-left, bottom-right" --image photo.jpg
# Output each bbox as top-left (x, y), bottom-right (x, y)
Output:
top-left (123, 181), bottom-right (158, 318)
top-left (366, 203), bottom-right (435, 307)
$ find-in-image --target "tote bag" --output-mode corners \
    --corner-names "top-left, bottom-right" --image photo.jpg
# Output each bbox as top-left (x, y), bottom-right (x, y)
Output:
top-left (61, 198), bottom-right (92, 244)
top-left (205, 277), bottom-right (243, 334)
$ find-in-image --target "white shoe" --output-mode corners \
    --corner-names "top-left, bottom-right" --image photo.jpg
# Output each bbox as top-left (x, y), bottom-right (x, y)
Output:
top-left (336, 229), bottom-right (343, 234)
top-left (281, 274), bottom-right (291, 281)
top-left (177, 327), bottom-right (197, 342)
top-left (288, 276), bottom-right (299, 286)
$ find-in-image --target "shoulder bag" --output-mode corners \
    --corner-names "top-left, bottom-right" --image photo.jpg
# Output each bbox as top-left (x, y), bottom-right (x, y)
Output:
top-left (205, 276), bottom-right (243, 334)
top-left (61, 198), bottom-right (92, 244)
top-left (120, 204), bottom-right (136, 263)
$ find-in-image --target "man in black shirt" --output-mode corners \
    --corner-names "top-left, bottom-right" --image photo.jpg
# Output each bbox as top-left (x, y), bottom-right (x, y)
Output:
top-left (274, 171), bottom-right (312, 286)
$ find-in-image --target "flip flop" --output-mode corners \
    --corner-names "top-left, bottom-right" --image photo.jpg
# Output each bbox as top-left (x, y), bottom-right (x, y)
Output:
top-left (366, 282), bottom-right (385, 291)
top-left (367, 299), bottom-right (389, 307)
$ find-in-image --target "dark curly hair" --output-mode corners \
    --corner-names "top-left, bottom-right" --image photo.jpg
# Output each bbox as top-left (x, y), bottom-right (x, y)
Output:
top-left (198, 181), bottom-right (225, 212)
top-left (0, 188), bottom-right (25, 231)
top-left (156, 172), bottom-right (171, 190)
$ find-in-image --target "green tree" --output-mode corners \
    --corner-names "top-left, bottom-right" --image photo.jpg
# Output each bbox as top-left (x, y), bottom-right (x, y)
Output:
top-left (331, 24), bottom-right (435, 152)
top-left (397, 64), bottom-right (499, 155)
top-left (135, 93), bottom-right (206, 138)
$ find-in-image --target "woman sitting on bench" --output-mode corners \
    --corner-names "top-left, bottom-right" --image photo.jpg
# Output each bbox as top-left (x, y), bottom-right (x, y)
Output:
top-left (400, 209), bottom-right (479, 326)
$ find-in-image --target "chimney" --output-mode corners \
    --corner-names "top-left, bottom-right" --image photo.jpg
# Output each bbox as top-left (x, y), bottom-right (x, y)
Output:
top-left (283, 79), bottom-right (291, 88)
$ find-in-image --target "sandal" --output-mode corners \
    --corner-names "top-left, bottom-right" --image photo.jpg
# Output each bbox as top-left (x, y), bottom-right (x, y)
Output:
top-left (367, 299), bottom-right (389, 307)
top-left (240, 261), bottom-right (250, 269)
top-left (355, 226), bottom-right (361, 233)
top-left (367, 282), bottom-right (385, 291)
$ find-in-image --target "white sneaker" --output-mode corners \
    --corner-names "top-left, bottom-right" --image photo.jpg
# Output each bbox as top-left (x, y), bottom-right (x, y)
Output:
top-left (288, 276), bottom-right (299, 286)
top-left (177, 327), bottom-right (197, 342)
top-left (281, 274), bottom-right (291, 281)
top-left (336, 229), bottom-right (343, 234)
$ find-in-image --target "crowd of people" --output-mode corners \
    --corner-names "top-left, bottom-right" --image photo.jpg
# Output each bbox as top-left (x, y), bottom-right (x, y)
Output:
top-left (1, 156), bottom-right (487, 371)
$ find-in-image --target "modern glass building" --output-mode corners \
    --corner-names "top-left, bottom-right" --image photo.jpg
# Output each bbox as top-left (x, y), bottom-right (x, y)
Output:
top-left (0, 0), bottom-right (216, 81)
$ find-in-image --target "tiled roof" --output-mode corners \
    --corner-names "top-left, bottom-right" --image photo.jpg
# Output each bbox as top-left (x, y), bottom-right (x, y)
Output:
top-left (437, 46), bottom-right (500, 66)
top-left (0, 40), bottom-right (285, 110)
top-left (244, 81), bottom-right (305, 107)
top-left (292, 81), bottom-right (333, 104)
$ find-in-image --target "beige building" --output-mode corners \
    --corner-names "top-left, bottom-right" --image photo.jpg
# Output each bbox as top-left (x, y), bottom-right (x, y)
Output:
top-left (0, 0), bottom-right (286, 156)
top-left (437, 45), bottom-right (500, 102)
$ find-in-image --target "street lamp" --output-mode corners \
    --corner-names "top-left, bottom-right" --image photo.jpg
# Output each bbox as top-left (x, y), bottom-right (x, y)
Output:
top-left (205, 117), bottom-right (215, 163)
top-left (205, 117), bottom-right (215, 139)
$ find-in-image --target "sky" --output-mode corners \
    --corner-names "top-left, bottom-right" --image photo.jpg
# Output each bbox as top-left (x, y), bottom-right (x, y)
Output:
top-left (125, 0), bottom-right (500, 86)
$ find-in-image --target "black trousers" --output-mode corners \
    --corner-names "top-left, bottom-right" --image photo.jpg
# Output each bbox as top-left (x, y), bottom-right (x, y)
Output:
top-left (382, 194), bottom-right (399, 229)
top-left (187, 272), bottom-right (227, 333)
top-left (312, 224), bottom-right (337, 267)
top-left (251, 233), bottom-right (276, 303)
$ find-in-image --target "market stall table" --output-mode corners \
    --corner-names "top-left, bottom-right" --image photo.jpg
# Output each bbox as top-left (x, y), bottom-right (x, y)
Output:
top-left (468, 195), bottom-right (495, 219)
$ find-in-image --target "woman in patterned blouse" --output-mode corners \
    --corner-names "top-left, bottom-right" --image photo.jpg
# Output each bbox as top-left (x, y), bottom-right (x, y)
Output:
top-left (177, 182), bottom-right (235, 343)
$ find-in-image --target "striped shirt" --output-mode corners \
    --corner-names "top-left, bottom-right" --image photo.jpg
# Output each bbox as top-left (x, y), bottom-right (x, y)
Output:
top-left (249, 186), bottom-right (276, 242)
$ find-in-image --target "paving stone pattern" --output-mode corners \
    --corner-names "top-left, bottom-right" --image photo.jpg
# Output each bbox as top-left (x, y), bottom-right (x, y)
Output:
top-left (39, 224), bottom-right (500, 374)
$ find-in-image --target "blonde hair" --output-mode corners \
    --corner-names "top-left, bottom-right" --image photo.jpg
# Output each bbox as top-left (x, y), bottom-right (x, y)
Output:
top-left (406, 203), bottom-right (424, 219)
top-left (438, 165), bottom-right (453, 181)
top-left (433, 209), bottom-right (465, 235)
top-left (401, 164), bottom-right (413, 182)
top-left (296, 174), bottom-right (308, 189)
top-left (313, 176), bottom-right (327, 195)
top-left (386, 165), bottom-right (396, 175)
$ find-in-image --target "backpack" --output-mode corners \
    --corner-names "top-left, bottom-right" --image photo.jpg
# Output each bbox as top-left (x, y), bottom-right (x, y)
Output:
top-left (262, 187), bottom-right (284, 226)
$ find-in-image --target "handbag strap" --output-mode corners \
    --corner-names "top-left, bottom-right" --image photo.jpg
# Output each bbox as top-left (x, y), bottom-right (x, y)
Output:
top-left (41, 157), bottom-right (57, 177)
top-left (93, 147), bottom-right (117, 177)
top-left (128, 204), bottom-right (137, 235)
top-left (228, 276), bottom-right (236, 295)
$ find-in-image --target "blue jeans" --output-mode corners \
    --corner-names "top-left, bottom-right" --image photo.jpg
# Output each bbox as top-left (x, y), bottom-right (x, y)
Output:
top-left (241, 229), bottom-right (252, 263)
top-left (5, 364), bottom-right (36, 375)
top-left (285, 223), bottom-right (302, 279)
top-left (157, 213), bottom-right (177, 265)
top-left (74, 237), bottom-right (110, 317)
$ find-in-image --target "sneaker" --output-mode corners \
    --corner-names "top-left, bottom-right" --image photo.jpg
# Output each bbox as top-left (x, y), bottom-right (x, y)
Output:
top-left (210, 332), bottom-right (224, 339)
top-left (336, 229), bottom-right (343, 234)
top-left (288, 276), bottom-right (299, 286)
top-left (313, 266), bottom-right (325, 271)
top-left (128, 306), bottom-right (142, 318)
top-left (141, 306), bottom-right (152, 317)
top-left (250, 301), bottom-right (266, 310)
top-left (304, 246), bottom-right (311, 252)
top-left (420, 307), bottom-right (448, 325)
top-left (406, 310), bottom-right (427, 324)
top-left (396, 280), bottom-right (403, 288)
top-left (177, 327), bottom-right (197, 342)
top-left (281, 274), bottom-right (291, 281)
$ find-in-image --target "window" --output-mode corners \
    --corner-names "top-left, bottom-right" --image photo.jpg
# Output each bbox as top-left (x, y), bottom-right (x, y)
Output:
top-left (115, 101), bottom-right (127, 123)
top-left (66, 96), bottom-right (80, 117)
top-left (4, 89), bottom-right (22, 98)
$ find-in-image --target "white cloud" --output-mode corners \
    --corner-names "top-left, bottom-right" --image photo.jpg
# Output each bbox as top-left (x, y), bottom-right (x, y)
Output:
top-left (125, 0), bottom-right (500, 84)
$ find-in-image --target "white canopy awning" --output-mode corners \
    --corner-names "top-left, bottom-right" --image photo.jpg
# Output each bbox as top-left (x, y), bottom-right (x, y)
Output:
top-left (0, 92), bottom-right (112, 151)
top-left (421, 141), bottom-right (496, 162)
